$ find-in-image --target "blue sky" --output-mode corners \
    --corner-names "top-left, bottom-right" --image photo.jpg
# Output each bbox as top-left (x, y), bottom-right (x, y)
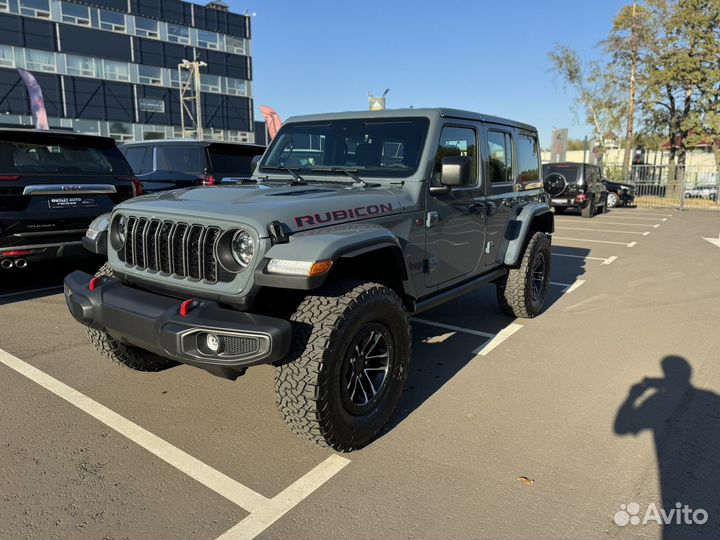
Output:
top-left (217, 0), bottom-right (628, 147)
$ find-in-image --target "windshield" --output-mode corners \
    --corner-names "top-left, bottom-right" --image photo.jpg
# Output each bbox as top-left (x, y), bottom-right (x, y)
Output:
top-left (260, 117), bottom-right (429, 178)
top-left (0, 136), bottom-right (128, 175)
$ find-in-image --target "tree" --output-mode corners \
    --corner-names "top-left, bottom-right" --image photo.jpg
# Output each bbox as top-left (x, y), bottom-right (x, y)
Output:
top-left (548, 45), bottom-right (626, 161)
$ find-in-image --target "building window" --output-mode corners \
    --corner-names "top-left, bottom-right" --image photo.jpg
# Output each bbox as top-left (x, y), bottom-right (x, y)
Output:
top-left (225, 78), bottom-right (246, 96)
top-left (167, 24), bottom-right (190, 44)
top-left (65, 54), bottom-right (95, 77)
top-left (139, 98), bottom-right (165, 113)
top-left (25, 49), bottom-right (55, 72)
top-left (225, 36), bottom-right (245, 55)
top-left (73, 119), bottom-right (100, 135)
top-left (138, 65), bottom-right (163, 86)
top-left (0, 0), bottom-right (9, 12)
top-left (201, 74), bottom-right (221, 93)
top-left (108, 122), bottom-right (133, 142)
top-left (169, 69), bottom-right (191, 89)
top-left (0, 45), bottom-right (14, 68)
top-left (135, 17), bottom-right (159, 39)
top-left (20, 0), bottom-right (50, 18)
top-left (99, 9), bottom-right (126, 32)
top-left (61, 2), bottom-right (90, 25)
top-left (103, 60), bottom-right (130, 81)
top-left (205, 128), bottom-right (224, 141)
top-left (197, 29), bottom-right (219, 50)
top-left (142, 126), bottom-right (166, 140)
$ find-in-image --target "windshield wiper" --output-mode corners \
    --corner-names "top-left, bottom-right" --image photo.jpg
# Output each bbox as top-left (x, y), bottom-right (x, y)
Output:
top-left (310, 167), bottom-right (378, 187)
top-left (260, 166), bottom-right (307, 185)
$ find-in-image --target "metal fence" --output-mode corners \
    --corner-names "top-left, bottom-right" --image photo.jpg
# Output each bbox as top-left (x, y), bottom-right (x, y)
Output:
top-left (612, 165), bottom-right (720, 210)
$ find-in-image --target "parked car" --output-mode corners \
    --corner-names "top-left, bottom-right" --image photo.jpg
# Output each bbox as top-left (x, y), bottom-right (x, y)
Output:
top-left (542, 162), bottom-right (608, 218)
top-left (65, 107), bottom-right (554, 450)
top-left (684, 185), bottom-right (718, 200)
top-left (602, 178), bottom-right (635, 207)
top-left (0, 128), bottom-right (139, 269)
top-left (120, 140), bottom-right (265, 192)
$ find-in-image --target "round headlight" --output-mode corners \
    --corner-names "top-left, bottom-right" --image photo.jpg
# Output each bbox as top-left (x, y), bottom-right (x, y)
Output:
top-left (118, 215), bottom-right (128, 242)
top-left (231, 229), bottom-right (255, 268)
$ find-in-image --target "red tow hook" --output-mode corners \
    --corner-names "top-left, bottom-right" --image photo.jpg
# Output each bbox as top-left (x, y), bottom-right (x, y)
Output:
top-left (89, 277), bottom-right (103, 291)
top-left (179, 298), bottom-right (198, 317)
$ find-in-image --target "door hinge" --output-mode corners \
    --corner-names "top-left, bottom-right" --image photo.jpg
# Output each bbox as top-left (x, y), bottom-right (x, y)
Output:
top-left (425, 211), bottom-right (439, 228)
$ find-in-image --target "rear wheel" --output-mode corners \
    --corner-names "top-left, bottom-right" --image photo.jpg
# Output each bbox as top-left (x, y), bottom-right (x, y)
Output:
top-left (581, 196), bottom-right (595, 218)
top-left (496, 232), bottom-right (551, 318)
top-left (87, 263), bottom-right (178, 372)
top-left (607, 191), bottom-right (620, 208)
top-left (275, 280), bottom-right (411, 451)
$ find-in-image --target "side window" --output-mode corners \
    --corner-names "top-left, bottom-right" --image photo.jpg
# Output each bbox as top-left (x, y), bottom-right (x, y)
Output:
top-left (487, 131), bottom-right (513, 182)
top-left (156, 146), bottom-right (205, 175)
top-left (433, 126), bottom-right (477, 186)
top-left (517, 133), bottom-right (540, 182)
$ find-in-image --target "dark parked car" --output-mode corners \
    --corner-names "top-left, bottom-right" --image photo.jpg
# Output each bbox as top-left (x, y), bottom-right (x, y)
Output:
top-left (120, 140), bottom-right (265, 192)
top-left (602, 178), bottom-right (635, 207)
top-left (542, 162), bottom-right (608, 218)
top-left (0, 128), bottom-right (139, 269)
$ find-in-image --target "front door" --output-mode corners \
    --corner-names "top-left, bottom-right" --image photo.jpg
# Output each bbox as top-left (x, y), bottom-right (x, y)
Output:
top-left (483, 126), bottom-right (517, 266)
top-left (425, 124), bottom-right (486, 287)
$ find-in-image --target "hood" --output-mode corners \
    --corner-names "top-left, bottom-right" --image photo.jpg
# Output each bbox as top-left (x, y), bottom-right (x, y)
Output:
top-left (116, 181), bottom-right (408, 237)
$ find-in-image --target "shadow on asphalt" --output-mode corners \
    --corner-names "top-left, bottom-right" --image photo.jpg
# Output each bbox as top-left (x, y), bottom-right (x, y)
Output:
top-left (0, 255), bottom-right (104, 305)
top-left (384, 245), bottom-right (591, 435)
top-left (615, 356), bottom-right (720, 539)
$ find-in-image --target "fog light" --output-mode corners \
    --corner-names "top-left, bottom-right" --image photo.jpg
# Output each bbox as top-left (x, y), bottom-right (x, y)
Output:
top-left (206, 333), bottom-right (221, 353)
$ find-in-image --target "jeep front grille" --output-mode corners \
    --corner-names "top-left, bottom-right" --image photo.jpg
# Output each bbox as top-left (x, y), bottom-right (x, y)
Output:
top-left (121, 217), bottom-right (226, 283)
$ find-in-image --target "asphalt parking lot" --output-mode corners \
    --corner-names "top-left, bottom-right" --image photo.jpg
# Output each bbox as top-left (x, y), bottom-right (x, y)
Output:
top-left (2, 207), bottom-right (720, 539)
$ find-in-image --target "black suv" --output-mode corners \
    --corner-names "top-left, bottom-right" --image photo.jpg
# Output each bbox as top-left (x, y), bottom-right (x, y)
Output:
top-left (542, 162), bottom-right (608, 217)
top-left (0, 129), bottom-right (138, 269)
top-left (120, 140), bottom-right (265, 192)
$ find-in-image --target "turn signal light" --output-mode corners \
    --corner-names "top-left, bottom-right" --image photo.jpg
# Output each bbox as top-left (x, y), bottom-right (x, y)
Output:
top-left (309, 260), bottom-right (333, 277)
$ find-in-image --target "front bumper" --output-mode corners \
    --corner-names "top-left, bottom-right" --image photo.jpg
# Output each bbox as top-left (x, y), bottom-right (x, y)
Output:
top-left (64, 270), bottom-right (292, 379)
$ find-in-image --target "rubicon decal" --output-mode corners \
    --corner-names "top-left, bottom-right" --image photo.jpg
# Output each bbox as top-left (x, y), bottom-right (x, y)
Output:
top-left (294, 203), bottom-right (393, 228)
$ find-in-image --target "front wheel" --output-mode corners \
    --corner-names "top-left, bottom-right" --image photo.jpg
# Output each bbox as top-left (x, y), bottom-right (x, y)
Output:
top-left (275, 280), bottom-right (411, 451)
top-left (496, 232), bottom-right (551, 318)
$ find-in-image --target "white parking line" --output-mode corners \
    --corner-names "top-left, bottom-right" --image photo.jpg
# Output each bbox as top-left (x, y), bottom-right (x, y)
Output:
top-left (555, 219), bottom-right (655, 227)
top-left (412, 318), bottom-right (495, 339)
top-left (555, 226), bottom-right (649, 235)
top-left (611, 212), bottom-right (671, 217)
top-left (0, 285), bottom-right (63, 300)
top-left (550, 279), bottom-right (586, 293)
top-left (472, 324), bottom-right (523, 355)
top-left (0, 348), bottom-right (350, 539)
top-left (552, 252), bottom-right (616, 264)
top-left (217, 455), bottom-right (350, 540)
top-left (602, 256), bottom-right (618, 265)
top-left (627, 241), bottom-right (637, 248)
top-left (596, 216), bottom-right (664, 221)
top-left (554, 236), bottom-right (634, 246)
top-left (702, 237), bottom-right (720, 248)
top-left (653, 224), bottom-right (660, 228)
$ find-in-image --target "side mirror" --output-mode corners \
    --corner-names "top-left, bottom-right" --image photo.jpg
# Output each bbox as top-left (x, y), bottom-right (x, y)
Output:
top-left (251, 154), bottom-right (262, 172)
top-left (440, 155), bottom-right (472, 187)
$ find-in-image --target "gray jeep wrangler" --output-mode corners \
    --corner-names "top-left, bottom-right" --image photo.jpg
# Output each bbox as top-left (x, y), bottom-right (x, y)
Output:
top-left (64, 108), bottom-right (553, 451)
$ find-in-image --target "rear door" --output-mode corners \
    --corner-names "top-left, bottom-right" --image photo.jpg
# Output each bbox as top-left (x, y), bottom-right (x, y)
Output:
top-left (424, 124), bottom-right (485, 287)
top-left (482, 125), bottom-right (516, 267)
top-left (0, 131), bottom-right (133, 246)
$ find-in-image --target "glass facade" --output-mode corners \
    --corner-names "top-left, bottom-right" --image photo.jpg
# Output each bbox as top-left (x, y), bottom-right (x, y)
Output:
top-left (0, 0), bottom-right (254, 142)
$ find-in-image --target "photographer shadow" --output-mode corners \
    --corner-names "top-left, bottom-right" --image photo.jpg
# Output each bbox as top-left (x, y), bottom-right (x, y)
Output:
top-left (614, 356), bottom-right (720, 539)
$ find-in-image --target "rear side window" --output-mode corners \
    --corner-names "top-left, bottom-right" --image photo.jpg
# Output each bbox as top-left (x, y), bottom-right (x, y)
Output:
top-left (487, 131), bottom-right (513, 183)
top-left (208, 146), bottom-right (263, 177)
top-left (517, 134), bottom-right (540, 182)
top-left (156, 146), bottom-right (206, 175)
top-left (0, 138), bottom-right (127, 175)
top-left (433, 126), bottom-right (477, 185)
top-left (123, 146), bottom-right (153, 175)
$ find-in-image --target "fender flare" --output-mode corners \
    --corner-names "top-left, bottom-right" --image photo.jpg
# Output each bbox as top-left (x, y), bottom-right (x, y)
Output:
top-left (503, 203), bottom-right (554, 267)
top-left (254, 223), bottom-right (410, 291)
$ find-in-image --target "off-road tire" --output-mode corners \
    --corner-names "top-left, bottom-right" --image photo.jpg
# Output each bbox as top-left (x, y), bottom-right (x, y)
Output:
top-left (581, 196), bottom-right (595, 218)
top-left (496, 232), bottom-right (551, 318)
top-left (275, 280), bottom-right (411, 451)
top-left (86, 262), bottom-right (178, 371)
